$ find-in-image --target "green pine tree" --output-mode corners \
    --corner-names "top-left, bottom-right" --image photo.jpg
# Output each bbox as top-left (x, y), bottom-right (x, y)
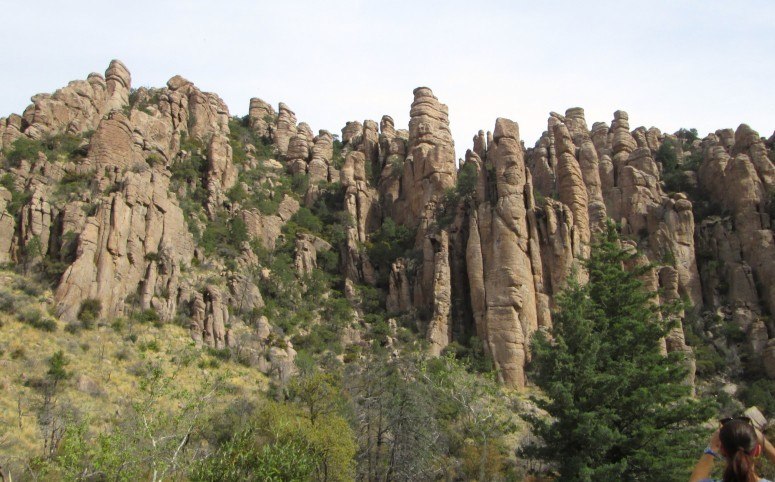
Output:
top-left (524, 224), bottom-right (713, 481)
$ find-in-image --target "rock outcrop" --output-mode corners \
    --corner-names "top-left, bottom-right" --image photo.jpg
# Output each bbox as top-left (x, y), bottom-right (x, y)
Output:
top-left (274, 103), bottom-right (297, 156)
top-left (55, 168), bottom-right (194, 322)
top-left (340, 150), bottom-right (379, 284)
top-left (3, 60), bottom-right (775, 391)
top-left (248, 97), bottom-right (276, 139)
top-left (466, 118), bottom-right (543, 387)
top-left (390, 87), bottom-right (457, 228)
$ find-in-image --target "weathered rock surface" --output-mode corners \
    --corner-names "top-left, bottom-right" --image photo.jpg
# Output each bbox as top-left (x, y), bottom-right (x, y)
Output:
top-left (274, 103), bottom-right (297, 156)
top-left (391, 87), bottom-right (457, 228)
top-left (467, 118), bottom-right (542, 387)
top-left (340, 150), bottom-right (378, 284)
top-left (55, 168), bottom-right (194, 322)
top-left (248, 97), bottom-right (276, 139)
top-left (0, 187), bottom-right (14, 263)
top-left (4, 61), bottom-right (775, 389)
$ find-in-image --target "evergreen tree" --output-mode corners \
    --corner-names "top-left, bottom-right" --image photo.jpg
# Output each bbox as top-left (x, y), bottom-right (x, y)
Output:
top-left (524, 224), bottom-right (713, 481)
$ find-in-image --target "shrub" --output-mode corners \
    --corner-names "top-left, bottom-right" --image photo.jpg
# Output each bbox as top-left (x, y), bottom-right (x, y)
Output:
top-left (41, 257), bottom-right (71, 285)
top-left (3, 133), bottom-right (86, 167)
top-left (290, 207), bottom-right (323, 235)
top-left (207, 347), bottom-right (232, 361)
top-left (77, 298), bottom-right (102, 328)
top-left (227, 117), bottom-right (252, 165)
top-left (1, 173), bottom-right (32, 216)
top-left (291, 173), bottom-right (309, 195)
top-left (133, 309), bottom-right (160, 324)
top-left (55, 171), bottom-right (93, 199)
top-left (741, 379), bottom-right (775, 417)
top-left (18, 306), bottom-right (57, 331)
top-left (677, 127), bottom-right (699, 144)
top-left (656, 138), bottom-right (678, 173)
top-left (366, 218), bottom-right (415, 283)
top-left (139, 340), bottom-right (161, 353)
top-left (4, 137), bottom-right (47, 165)
top-left (331, 139), bottom-right (344, 169)
top-left (191, 426), bottom-right (319, 482)
top-left (226, 183), bottom-right (248, 204)
top-left (201, 213), bottom-right (250, 255)
top-left (146, 153), bottom-right (165, 166)
top-left (456, 160), bottom-right (478, 198)
top-left (0, 289), bottom-right (19, 312)
top-left (64, 323), bottom-right (81, 334)
top-left (110, 317), bottom-right (126, 332)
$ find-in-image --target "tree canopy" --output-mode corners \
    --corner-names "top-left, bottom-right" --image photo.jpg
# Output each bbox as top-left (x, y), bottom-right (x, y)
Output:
top-left (524, 224), bottom-right (713, 481)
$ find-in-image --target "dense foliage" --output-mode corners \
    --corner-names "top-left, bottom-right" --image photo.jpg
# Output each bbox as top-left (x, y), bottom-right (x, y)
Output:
top-left (524, 224), bottom-right (714, 480)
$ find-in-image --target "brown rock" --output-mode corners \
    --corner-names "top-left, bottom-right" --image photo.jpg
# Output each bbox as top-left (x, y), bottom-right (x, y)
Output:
top-left (103, 59), bottom-right (131, 114)
top-left (386, 258), bottom-right (412, 313)
top-left (426, 231), bottom-right (452, 355)
top-left (467, 118), bottom-right (538, 388)
top-left (204, 285), bottom-right (228, 349)
top-left (205, 133), bottom-right (237, 212)
top-left (229, 274), bottom-right (264, 314)
top-left (89, 112), bottom-right (141, 171)
top-left (294, 233), bottom-right (318, 276)
top-left (55, 169), bottom-right (194, 322)
top-left (248, 97), bottom-right (276, 139)
top-left (274, 102), bottom-right (297, 155)
top-left (553, 122), bottom-right (590, 258)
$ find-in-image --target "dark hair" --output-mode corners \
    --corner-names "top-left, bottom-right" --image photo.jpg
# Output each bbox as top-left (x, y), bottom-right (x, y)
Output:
top-left (720, 419), bottom-right (758, 482)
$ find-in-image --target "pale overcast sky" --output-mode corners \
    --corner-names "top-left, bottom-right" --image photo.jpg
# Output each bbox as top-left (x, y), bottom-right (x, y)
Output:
top-left (1, 0), bottom-right (773, 158)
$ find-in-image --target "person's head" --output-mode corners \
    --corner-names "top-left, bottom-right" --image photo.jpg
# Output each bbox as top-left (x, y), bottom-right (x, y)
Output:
top-left (719, 417), bottom-right (761, 482)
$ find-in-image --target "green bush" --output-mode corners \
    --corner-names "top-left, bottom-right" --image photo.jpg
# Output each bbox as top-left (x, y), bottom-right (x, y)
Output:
top-left (437, 161), bottom-right (480, 228)
top-left (133, 309), bottom-right (160, 324)
top-left (226, 183), bottom-right (248, 204)
top-left (139, 340), bottom-right (161, 353)
top-left (656, 138), bottom-right (678, 173)
top-left (0, 173), bottom-right (32, 216)
top-left (18, 306), bottom-right (57, 331)
top-left (723, 321), bottom-right (747, 343)
top-left (201, 213), bottom-right (250, 255)
top-left (684, 317), bottom-right (726, 377)
top-left (677, 127), bottom-right (699, 144)
top-left (331, 139), bottom-right (344, 169)
top-left (366, 217), bottom-right (414, 283)
top-left (291, 173), bottom-right (309, 195)
top-left (191, 425), bottom-right (318, 482)
top-left (4, 137), bottom-right (48, 165)
top-left (741, 379), bottom-right (775, 417)
top-left (456, 160), bottom-right (478, 198)
top-left (0, 289), bottom-right (16, 312)
top-left (77, 298), bottom-right (102, 328)
top-left (56, 172), bottom-right (94, 197)
top-left (41, 257), bottom-right (71, 285)
top-left (3, 133), bottom-right (86, 167)
top-left (226, 115), bottom-right (276, 165)
top-left (290, 207), bottom-right (323, 235)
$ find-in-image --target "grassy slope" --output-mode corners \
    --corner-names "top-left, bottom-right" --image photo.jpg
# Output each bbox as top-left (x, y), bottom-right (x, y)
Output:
top-left (0, 269), bottom-right (267, 469)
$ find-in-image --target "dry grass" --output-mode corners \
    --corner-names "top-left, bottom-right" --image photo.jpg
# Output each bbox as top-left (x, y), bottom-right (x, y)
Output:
top-left (0, 269), bottom-right (268, 470)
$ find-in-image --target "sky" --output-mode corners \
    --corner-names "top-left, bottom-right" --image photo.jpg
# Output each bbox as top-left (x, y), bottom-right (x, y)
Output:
top-left (1, 0), bottom-right (774, 159)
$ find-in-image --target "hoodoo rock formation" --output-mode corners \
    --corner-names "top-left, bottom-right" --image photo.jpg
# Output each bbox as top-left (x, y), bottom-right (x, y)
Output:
top-left (2, 60), bottom-right (775, 389)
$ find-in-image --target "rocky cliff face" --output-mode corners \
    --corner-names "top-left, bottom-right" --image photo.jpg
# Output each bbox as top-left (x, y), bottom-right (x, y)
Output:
top-left (2, 60), bottom-right (774, 389)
